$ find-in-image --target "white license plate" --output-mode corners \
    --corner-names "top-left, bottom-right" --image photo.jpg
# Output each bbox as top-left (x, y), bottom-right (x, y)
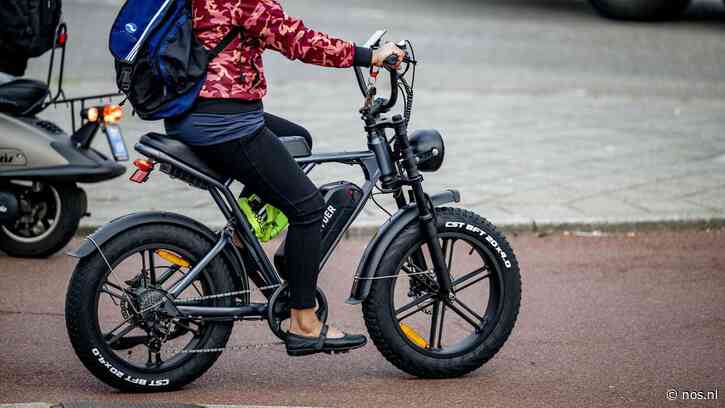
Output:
top-left (104, 124), bottom-right (129, 162)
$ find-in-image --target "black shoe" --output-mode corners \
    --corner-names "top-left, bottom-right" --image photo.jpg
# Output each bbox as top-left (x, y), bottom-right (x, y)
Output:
top-left (286, 325), bottom-right (367, 357)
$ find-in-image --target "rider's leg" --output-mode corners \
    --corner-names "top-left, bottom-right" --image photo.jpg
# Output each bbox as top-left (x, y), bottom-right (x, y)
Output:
top-left (264, 112), bottom-right (313, 150)
top-left (237, 113), bottom-right (312, 202)
top-left (191, 127), bottom-right (350, 339)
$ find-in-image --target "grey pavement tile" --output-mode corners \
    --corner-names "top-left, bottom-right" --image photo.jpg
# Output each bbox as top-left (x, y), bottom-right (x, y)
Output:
top-left (680, 187), bottom-right (725, 211)
top-left (500, 204), bottom-right (586, 224)
top-left (568, 196), bottom-right (653, 219)
top-left (609, 192), bottom-right (721, 217)
top-left (488, 185), bottom-right (583, 206)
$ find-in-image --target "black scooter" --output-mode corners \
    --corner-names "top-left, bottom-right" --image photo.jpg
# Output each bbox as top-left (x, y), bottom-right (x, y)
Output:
top-left (0, 23), bottom-right (128, 257)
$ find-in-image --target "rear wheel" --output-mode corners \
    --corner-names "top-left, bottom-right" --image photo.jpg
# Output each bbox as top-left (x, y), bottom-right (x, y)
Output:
top-left (363, 208), bottom-right (521, 378)
top-left (590, 0), bottom-right (691, 20)
top-left (65, 224), bottom-right (235, 391)
top-left (0, 182), bottom-right (85, 258)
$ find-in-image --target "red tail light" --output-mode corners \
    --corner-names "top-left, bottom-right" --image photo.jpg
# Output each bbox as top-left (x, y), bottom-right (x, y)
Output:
top-left (129, 159), bottom-right (155, 183)
top-left (133, 159), bottom-right (154, 172)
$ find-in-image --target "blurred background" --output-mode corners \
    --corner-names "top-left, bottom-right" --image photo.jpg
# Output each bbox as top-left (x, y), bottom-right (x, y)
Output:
top-left (25, 0), bottom-right (725, 229)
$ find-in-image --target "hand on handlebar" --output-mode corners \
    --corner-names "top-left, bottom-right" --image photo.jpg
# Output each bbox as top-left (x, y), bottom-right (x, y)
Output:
top-left (372, 42), bottom-right (406, 69)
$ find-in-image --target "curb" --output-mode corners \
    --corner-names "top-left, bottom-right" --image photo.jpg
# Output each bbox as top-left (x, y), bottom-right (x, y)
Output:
top-left (76, 217), bottom-right (725, 239)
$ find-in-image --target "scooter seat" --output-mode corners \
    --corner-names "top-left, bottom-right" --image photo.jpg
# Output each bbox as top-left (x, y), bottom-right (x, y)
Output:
top-left (0, 79), bottom-right (49, 116)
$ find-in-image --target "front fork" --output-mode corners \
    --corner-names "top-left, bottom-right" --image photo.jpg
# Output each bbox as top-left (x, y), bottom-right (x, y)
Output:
top-left (391, 116), bottom-right (453, 299)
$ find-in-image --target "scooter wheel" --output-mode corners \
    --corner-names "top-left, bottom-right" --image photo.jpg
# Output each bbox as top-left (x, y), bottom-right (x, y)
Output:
top-left (0, 182), bottom-right (85, 258)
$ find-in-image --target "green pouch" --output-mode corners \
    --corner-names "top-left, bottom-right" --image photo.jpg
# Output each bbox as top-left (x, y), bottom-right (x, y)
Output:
top-left (238, 195), bottom-right (289, 242)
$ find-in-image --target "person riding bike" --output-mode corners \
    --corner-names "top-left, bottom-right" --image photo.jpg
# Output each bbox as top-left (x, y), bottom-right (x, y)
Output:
top-left (165, 0), bottom-right (405, 356)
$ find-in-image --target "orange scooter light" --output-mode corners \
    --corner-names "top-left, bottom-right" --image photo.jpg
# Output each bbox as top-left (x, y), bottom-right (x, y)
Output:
top-left (103, 105), bottom-right (123, 124)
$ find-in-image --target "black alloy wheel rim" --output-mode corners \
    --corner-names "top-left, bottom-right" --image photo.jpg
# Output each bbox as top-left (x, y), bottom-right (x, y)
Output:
top-left (94, 243), bottom-right (218, 372)
top-left (389, 232), bottom-right (504, 358)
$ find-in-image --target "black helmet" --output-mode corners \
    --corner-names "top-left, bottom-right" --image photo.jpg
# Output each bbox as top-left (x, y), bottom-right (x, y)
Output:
top-left (409, 129), bottom-right (445, 172)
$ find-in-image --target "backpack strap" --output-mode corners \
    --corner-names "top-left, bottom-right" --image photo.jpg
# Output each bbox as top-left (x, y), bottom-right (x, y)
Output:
top-left (208, 27), bottom-right (242, 60)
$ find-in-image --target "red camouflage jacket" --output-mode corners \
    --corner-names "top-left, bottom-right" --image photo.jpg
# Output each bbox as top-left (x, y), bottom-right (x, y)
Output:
top-left (192, 0), bottom-right (371, 100)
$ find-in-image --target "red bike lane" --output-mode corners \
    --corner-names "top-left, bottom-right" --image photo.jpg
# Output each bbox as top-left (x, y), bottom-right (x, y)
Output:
top-left (1, 230), bottom-right (723, 407)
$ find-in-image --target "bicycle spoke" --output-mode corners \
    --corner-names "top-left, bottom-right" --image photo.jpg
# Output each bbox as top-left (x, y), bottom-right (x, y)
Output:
top-left (456, 274), bottom-right (490, 293)
top-left (104, 280), bottom-right (126, 294)
top-left (453, 298), bottom-right (484, 322)
top-left (453, 267), bottom-right (490, 291)
top-left (101, 286), bottom-right (125, 305)
top-left (429, 301), bottom-right (446, 349)
top-left (140, 249), bottom-right (157, 287)
top-left (191, 281), bottom-right (203, 298)
top-left (156, 265), bottom-right (181, 287)
top-left (104, 322), bottom-right (136, 346)
top-left (444, 238), bottom-right (456, 271)
top-left (396, 293), bottom-right (435, 318)
top-left (446, 300), bottom-right (482, 331)
top-left (397, 298), bottom-right (436, 321)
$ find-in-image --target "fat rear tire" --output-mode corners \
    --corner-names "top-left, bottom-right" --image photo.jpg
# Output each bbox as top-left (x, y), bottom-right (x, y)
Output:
top-left (590, 0), bottom-right (691, 20)
top-left (362, 207), bottom-right (521, 378)
top-left (0, 183), bottom-right (85, 258)
top-left (65, 224), bottom-right (234, 391)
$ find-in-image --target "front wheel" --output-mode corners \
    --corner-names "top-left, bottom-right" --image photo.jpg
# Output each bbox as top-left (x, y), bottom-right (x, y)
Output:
top-left (362, 207), bottom-right (521, 378)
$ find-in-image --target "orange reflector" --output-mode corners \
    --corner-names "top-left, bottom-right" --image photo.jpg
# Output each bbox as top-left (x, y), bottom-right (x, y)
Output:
top-left (400, 323), bottom-right (429, 349)
top-left (103, 105), bottom-right (123, 124)
top-left (156, 250), bottom-right (191, 268)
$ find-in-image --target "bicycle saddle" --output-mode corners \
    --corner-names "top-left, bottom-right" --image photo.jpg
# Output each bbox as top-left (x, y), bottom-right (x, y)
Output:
top-left (137, 133), bottom-right (312, 182)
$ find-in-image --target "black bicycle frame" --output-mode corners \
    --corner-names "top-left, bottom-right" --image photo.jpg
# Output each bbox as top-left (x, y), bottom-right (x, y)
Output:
top-left (134, 35), bottom-right (452, 320)
top-left (134, 143), bottom-right (384, 320)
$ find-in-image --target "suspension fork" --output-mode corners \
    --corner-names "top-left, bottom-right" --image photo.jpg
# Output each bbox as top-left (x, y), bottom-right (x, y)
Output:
top-left (393, 116), bottom-right (453, 298)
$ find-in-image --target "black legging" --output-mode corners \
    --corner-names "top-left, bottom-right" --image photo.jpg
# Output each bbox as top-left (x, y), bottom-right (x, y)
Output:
top-left (190, 113), bottom-right (323, 309)
top-left (263, 112), bottom-right (313, 149)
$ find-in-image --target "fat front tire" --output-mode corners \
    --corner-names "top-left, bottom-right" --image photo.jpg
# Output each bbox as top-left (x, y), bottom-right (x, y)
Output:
top-left (0, 183), bottom-right (85, 258)
top-left (362, 207), bottom-right (521, 378)
top-left (65, 224), bottom-right (235, 391)
top-left (590, 0), bottom-right (691, 20)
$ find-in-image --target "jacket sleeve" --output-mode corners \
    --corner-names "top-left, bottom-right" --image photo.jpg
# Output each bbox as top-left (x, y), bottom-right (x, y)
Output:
top-left (237, 0), bottom-right (371, 68)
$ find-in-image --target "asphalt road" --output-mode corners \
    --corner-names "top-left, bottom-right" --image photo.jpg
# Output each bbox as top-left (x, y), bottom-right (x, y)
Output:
top-left (1, 229), bottom-right (724, 407)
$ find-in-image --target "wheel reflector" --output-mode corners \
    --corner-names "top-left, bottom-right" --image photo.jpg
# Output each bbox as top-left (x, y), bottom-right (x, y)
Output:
top-left (400, 323), bottom-right (429, 349)
top-left (155, 250), bottom-right (190, 268)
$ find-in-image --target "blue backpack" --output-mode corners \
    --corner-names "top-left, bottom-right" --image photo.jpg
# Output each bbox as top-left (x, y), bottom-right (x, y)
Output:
top-left (109, 0), bottom-right (240, 120)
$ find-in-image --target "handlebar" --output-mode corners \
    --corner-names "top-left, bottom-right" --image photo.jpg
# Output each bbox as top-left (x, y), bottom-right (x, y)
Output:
top-left (355, 31), bottom-right (412, 117)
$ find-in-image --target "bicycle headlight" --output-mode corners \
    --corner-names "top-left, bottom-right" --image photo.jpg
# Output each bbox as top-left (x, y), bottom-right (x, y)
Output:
top-left (409, 129), bottom-right (445, 172)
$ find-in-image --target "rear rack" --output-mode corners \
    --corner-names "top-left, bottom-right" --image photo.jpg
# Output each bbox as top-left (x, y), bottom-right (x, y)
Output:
top-left (43, 22), bottom-right (123, 133)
